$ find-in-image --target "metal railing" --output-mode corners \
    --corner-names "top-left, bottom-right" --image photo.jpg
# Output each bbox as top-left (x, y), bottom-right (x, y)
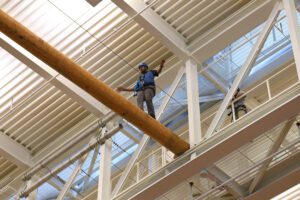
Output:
top-left (219, 62), bottom-right (298, 131)
top-left (114, 62), bottom-right (300, 196)
top-left (194, 138), bottom-right (300, 200)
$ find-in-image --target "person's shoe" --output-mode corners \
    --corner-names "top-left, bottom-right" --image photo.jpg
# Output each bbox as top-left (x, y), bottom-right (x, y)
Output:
top-left (150, 114), bottom-right (156, 119)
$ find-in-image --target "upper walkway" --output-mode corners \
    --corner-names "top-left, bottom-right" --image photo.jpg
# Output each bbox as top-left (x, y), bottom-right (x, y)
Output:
top-left (113, 64), bottom-right (300, 200)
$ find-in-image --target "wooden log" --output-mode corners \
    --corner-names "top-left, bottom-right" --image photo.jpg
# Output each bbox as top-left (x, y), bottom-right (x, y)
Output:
top-left (0, 10), bottom-right (190, 155)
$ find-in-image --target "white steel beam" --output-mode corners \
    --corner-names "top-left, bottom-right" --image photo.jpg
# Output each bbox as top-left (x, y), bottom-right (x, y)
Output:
top-left (199, 94), bottom-right (224, 103)
top-left (202, 68), bottom-right (229, 94)
top-left (189, 0), bottom-right (275, 61)
top-left (111, 0), bottom-right (228, 93)
top-left (82, 146), bottom-right (99, 192)
top-left (0, 33), bottom-right (109, 117)
top-left (110, 0), bottom-right (188, 60)
top-left (111, 135), bottom-right (147, 198)
top-left (111, 66), bottom-right (184, 197)
top-left (146, 0), bottom-right (276, 100)
top-left (56, 155), bottom-right (87, 200)
top-left (156, 67), bottom-right (185, 117)
top-left (205, 2), bottom-right (281, 138)
top-left (0, 26), bottom-right (191, 152)
top-left (206, 165), bottom-right (246, 198)
top-left (248, 117), bottom-right (296, 193)
top-left (113, 84), bottom-right (300, 200)
top-left (282, 0), bottom-right (300, 79)
top-left (97, 140), bottom-right (112, 200)
top-left (25, 177), bottom-right (37, 200)
top-left (167, 93), bottom-right (224, 106)
top-left (245, 151), bottom-right (300, 200)
top-left (0, 133), bottom-right (33, 168)
top-left (120, 122), bottom-right (142, 143)
top-left (186, 59), bottom-right (202, 146)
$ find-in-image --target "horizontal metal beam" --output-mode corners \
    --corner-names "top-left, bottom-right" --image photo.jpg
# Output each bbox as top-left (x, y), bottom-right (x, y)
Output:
top-left (114, 83), bottom-right (300, 200)
top-left (0, 132), bottom-right (33, 168)
top-left (0, 0), bottom-right (278, 194)
top-left (167, 93), bottom-right (224, 106)
top-left (24, 112), bottom-right (115, 180)
top-left (20, 125), bottom-right (122, 198)
top-left (120, 121), bottom-right (142, 143)
top-left (201, 69), bottom-right (229, 94)
top-left (205, 1), bottom-right (281, 137)
top-left (206, 165), bottom-right (247, 198)
top-left (189, 0), bottom-right (275, 61)
top-left (0, 33), bottom-right (110, 117)
top-left (111, 0), bottom-right (188, 60)
top-left (111, 0), bottom-right (229, 93)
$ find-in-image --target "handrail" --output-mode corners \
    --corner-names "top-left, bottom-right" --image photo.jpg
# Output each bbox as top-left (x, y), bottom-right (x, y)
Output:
top-left (197, 14), bottom-right (289, 79)
top-left (114, 81), bottom-right (300, 200)
top-left (1, 8), bottom-right (289, 121)
top-left (134, 62), bottom-right (298, 181)
top-left (232, 62), bottom-right (295, 104)
top-left (195, 139), bottom-right (300, 199)
top-left (113, 66), bottom-right (300, 196)
top-left (79, 75), bottom-right (300, 200)
top-left (198, 62), bottom-right (298, 134)
top-left (229, 62), bottom-right (297, 124)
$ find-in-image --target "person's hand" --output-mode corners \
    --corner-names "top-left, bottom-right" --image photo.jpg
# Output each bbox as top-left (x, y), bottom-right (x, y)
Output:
top-left (117, 86), bottom-right (124, 92)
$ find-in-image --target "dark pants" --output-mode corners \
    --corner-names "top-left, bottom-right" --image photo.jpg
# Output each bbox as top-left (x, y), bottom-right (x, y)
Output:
top-left (137, 86), bottom-right (156, 119)
top-left (229, 105), bottom-right (248, 122)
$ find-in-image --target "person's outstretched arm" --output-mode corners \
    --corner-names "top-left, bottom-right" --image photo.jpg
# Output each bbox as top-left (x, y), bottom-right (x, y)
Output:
top-left (156, 60), bottom-right (165, 75)
top-left (117, 86), bottom-right (134, 92)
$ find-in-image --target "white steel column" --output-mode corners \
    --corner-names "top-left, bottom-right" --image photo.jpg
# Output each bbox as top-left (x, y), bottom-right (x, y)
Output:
top-left (97, 140), bottom-right (112, 200)
top-left (111, 67), bottom-right (185, 197)
top-left (205, 2), bottom-right (281, 138)
top-left (186, 59), bottom-right (202, 146)
top-left (283, 0), bottom-right (300, 79)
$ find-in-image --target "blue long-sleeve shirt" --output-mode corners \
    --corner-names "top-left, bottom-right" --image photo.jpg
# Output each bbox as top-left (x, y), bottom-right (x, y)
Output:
top-left (134, 70), bottom-right (158, 91)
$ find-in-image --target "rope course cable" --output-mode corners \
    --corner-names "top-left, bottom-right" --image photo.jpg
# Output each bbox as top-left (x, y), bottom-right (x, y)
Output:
top-left (47, 0), bottom-right (184, 107)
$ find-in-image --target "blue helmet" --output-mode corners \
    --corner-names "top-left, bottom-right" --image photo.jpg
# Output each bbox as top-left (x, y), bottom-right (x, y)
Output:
top-left (138, 62), bottom-right (148, 69)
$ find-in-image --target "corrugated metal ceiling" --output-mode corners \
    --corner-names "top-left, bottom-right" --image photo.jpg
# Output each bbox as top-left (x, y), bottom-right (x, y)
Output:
top-left (144, 0), bottom-right (252, 43)
top-left (0, 0), bottom-right (262, 197)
